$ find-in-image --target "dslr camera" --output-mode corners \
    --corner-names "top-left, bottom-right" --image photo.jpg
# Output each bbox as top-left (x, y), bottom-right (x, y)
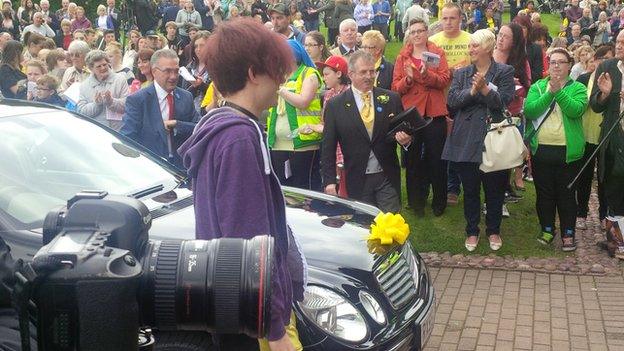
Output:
top-left (14, 191), bottom-right (273, 351)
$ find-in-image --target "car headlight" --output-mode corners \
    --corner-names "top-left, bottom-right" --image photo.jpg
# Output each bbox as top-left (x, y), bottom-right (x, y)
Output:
top-left (359, 290), bottom-right (386, 325)
top-left (298, 286), bottom-right (368, 343)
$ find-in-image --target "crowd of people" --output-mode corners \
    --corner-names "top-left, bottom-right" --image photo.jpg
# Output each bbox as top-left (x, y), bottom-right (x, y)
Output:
top-left (1, 0), bottom-right (624, 263)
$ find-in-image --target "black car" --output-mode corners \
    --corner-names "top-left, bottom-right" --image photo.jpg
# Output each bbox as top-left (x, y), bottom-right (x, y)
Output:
top-left (0, 99), bottom-right (435, 350)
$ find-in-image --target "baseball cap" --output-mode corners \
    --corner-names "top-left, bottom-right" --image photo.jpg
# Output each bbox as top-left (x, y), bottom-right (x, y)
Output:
top-left (316, 56), bottom-right (348, 76)
top-left (268, 3), bottom-right (290, 16)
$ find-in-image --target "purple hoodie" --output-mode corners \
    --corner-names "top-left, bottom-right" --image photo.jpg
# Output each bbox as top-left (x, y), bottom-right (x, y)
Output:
top-left (178, 107), bottom-right (304, 341)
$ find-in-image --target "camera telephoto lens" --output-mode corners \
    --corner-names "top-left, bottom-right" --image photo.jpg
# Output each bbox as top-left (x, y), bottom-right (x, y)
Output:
top-left (139, 235), bottom-right (273, 338)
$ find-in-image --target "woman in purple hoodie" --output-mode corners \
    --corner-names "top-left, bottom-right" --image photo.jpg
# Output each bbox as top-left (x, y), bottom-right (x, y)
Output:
top-left (178, 18), bottom-right (305, 351)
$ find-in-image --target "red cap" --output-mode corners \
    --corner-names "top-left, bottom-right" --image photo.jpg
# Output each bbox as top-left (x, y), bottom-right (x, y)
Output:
top-left (316, 56), bottom-right (348, 76)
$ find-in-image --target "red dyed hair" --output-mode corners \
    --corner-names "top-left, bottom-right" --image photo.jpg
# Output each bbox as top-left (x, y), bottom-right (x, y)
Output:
top-left (203, 18), bottom-right (295, 96)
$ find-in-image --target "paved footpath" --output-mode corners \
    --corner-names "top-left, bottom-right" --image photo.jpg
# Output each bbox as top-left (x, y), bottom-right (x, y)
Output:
top-left (423, 267), bottom-right (624, 351)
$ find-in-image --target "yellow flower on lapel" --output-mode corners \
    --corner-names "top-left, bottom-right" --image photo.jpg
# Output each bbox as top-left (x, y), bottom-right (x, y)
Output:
top-left (345, 102), bottom-right (352, 108)
top-left (377, 94), bottom-right (390, 105)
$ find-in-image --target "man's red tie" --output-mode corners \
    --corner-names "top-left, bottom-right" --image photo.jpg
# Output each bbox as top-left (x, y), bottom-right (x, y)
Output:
top-left (166, 92), bottom-right (174, 120)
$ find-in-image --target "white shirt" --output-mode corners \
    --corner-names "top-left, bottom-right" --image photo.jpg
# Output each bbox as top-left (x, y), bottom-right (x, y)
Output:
top-left (154, 81), bottom-right (173, 121)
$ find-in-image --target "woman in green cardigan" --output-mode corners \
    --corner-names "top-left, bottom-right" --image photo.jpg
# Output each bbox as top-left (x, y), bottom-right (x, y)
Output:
top-left (524, 48), bottom-right (588, 252)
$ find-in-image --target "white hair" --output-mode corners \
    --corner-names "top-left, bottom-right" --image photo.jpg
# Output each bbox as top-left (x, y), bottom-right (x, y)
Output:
top-left (339, 18), bottom-right (357, 32)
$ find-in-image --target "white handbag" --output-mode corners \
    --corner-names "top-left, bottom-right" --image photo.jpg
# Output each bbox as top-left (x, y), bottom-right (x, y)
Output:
top-left (480, 115), bottom-right (528, 173)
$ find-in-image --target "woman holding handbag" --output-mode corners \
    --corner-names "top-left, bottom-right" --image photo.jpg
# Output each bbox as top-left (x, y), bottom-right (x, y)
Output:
top-left (441, 29), bottom-right (515, 252)
top-left (524, 48), bottom-right (588, 252)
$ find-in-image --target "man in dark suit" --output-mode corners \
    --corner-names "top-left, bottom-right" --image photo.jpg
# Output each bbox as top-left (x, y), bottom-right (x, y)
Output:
top-left (589, 30), bottom-right (624, 256)
top-left (121, 49), bottom-right (199, 169)
top-left (322, 51), bottom-right (412, 212)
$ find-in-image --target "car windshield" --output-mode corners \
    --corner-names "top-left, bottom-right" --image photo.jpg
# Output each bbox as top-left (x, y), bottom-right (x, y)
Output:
top-left (0, 110), bottom-right (180, 229)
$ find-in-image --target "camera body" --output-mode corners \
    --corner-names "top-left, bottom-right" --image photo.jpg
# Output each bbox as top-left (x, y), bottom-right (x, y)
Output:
top-left (34, 191), bottom-right (150, 350)
top-left (19, 191), bottom-right (273, 351)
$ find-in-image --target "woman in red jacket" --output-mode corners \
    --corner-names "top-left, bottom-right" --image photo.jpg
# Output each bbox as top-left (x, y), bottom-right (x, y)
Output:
top-left (392, 17), bottom-right (451, 217)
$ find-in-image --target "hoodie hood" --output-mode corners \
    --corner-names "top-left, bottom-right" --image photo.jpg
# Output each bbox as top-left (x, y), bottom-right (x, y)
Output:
top-left (178, 106), bottom-right (271, 179)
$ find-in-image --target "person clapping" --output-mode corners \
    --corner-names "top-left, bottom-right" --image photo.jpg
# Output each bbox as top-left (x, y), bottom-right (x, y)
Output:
top-left (76, 50), bottom-right (129, 131)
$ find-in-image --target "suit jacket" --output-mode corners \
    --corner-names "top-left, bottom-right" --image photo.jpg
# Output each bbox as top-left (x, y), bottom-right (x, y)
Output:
top-left (376, 57), bottom-right (394, 91)
top-left (329, 44), bottom-right (357, 58)
top-left (322, 87), bottom-right (404, 200)
top-left (589, 58), bottom-right (624, 179)
top-left (441, 62), bottom-right (515, 164)
top-left (121, 84), bottom-right (200, 168)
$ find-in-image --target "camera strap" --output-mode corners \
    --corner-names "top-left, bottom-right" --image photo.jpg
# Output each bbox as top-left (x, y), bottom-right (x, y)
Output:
top-left (12, 257), bottom-right (65, 351)
top-left (12, 260), bottom-right (37, 351)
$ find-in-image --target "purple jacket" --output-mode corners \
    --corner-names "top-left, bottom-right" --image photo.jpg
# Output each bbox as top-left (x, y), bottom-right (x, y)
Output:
top-left (178, 107), bottom-right (305, 341)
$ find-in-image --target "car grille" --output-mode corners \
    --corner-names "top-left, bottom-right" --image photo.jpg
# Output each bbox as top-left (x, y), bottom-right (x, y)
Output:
top-left (373, 243), bottom-right (419, 310)
top-left (388, 333), bottom-right (414, 351)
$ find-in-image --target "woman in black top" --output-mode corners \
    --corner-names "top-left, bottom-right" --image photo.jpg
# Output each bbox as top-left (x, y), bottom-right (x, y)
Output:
top-left (0, 40), bottom-right (26, 100)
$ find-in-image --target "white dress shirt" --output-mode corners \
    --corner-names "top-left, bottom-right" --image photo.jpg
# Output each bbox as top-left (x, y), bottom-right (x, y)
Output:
top-left (154, 81), bottom-right (173, 121)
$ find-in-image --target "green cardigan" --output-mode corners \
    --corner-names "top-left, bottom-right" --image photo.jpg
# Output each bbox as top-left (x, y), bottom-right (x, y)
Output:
top-left (523, 77), bottom-right (588, 163)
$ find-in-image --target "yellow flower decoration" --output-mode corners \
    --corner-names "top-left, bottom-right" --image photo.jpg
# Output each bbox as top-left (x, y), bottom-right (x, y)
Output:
top-left (367, 213), bottom-right (410, 246)
top-left (377, 94), bottom-right (390, 104)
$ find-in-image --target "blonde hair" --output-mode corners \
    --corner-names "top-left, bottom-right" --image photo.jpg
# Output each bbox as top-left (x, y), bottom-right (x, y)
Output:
top-left (470, 29), bottom-right (495, 52)
top-left (106, 41), bottom-right (122, 50)
top-left (97, 4), bottom-right (106, 15)
top-left (25, 59), bottom-right (47, 74)
top-left (362, 30), bottom-right (385, 50)
top-left (574, 45), bottom-right (594, 65)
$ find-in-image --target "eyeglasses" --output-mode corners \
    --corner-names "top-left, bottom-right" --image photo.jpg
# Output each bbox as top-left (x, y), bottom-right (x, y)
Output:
top-left (410, 29), bottom-right (427, 35)
top-left (153, 67), bottom-right (179, 75)
top-left (304, 43), bottom-right (320, 47)
top-left (549, 60), bottom-right (569, 67)
top-left (37, 87), bottom-right (52, 91)
top-left (360, 45), bottom-right (377, 50)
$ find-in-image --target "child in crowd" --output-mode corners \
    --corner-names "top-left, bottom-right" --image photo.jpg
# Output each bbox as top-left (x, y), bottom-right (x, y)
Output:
top-left (33, 74), bottom-right (65, 107)
top-left (293, 11), bottom-right (305, 31)
top-left (25, 60), bottom-right (47, 100)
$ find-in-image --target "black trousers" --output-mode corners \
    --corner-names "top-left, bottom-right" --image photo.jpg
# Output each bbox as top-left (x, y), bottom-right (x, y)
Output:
top-left (405, 117), bottom-right (448, 213)
top-left (532, 145), bottom-right (581, 238)
top-left (357, 24), bottom-right (372, 33)
top-left (327, 27), bottom-right (338, 46)
top-left (576, 143), bottom-right (607, 219)
top-left (456, 162), bottom-right (508, 236)
top-left (271, 149), bottom-right (321, 191)
top-left (372, 23), bottom-right (389, 40)
top-left (394, 19), bottom-right (404, 41)
top-left (605, 174), bottom-right (624, 216)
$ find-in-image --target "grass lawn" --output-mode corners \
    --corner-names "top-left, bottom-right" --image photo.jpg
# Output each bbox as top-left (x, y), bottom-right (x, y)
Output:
top-left (319, 13), bottom-right (568, 258)
top-left (401, 177), bottom-right (567, 258)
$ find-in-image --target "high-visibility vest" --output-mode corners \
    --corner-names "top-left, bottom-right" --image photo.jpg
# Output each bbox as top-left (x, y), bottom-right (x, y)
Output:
top-left (268, 64), bottom-right (323, 149)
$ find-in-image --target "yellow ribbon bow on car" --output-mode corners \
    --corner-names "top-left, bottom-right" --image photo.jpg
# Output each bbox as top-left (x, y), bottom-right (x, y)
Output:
top-left (367, 213), bottom-right (410, 246)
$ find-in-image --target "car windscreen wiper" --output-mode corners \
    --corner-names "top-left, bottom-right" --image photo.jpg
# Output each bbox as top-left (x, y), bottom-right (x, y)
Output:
top-left (130, 184), bottom-right (164, 199)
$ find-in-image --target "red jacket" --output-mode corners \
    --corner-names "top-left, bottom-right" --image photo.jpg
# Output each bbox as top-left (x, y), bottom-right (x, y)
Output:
top-left (391, 41), bottom-right (450, 118)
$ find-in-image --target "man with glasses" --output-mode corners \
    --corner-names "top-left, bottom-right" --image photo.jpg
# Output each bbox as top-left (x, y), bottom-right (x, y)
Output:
top-left (590, 32), bottom-right (624, 259)
top-left (122, 49), bottom-right (199, 169)
top-left (360, 29), bottom-right (393, 90)
top-left (322, 51), bottom-right (411, 212)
